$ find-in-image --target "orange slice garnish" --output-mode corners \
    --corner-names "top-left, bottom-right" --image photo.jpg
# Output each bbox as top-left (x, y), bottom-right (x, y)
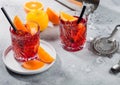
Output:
top-left (74, 23), bottom-right (86, 42)
top-left (25, 21), bottom-right (39, 35)
top-left (22, 60), bottom-right (45, 70)
top-left (38, 46), bottom-right (54, 64)
top-left (60, 11), bottom-right (77, 21)
top-left (46, 7), bottom-right (60, 25)
top-left (13, 16), bottom-right (28, 32)
top-left (24, 1), bottom-right (44, 13)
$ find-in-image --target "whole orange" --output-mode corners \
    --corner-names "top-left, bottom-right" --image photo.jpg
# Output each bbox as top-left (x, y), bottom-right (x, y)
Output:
top-left (26, 10), bottom-right (49, 31)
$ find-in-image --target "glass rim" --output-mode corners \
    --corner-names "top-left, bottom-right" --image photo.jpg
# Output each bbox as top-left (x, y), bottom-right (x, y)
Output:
top-left (9, 26), bottom-right (40, 39)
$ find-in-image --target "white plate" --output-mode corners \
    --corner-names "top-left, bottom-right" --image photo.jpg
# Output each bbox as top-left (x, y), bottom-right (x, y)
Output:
top-left (2, 40), bottom-right (56, 75)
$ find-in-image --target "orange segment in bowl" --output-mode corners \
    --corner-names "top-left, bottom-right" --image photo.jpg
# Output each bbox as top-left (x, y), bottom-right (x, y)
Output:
top-left (46, 7), bottom-right (60, 25)
top-left (25, 21), bottom-right (39, 35)
top-left (22, 60), bottom-right (45, 70)
top-left (38, 46), bottom-right (54, 64)
top-left (24, 1), bottom-right (44, 13)
top-left (13, 16), bottom-right (28, 32)
top-left (60, 11), bottom-right (77, 21)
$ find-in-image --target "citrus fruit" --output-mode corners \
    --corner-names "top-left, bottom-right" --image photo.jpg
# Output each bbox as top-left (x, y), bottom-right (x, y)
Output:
top-left (13, 16), bottom-right (28, 32)
top-left (60, 11), bottom-right (77, 21)
top-left (24, 1), bottom-right (44, 13)
top-left (25, 21), bottom-right (39, 35)
top-left (74, 23), bottom-right (86, 42)
top-left (46, 7), bottom-right (60, 25)
top-left (26, 10), bottom-right (49, 31)
top-left (38, 46), bottom-right (54, 64)
top-left (22, 60), bottom-right (45, 70)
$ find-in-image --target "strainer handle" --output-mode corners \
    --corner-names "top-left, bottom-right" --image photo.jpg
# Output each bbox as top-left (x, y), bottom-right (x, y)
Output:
top-left (108, 25), bottom-right (120, 42)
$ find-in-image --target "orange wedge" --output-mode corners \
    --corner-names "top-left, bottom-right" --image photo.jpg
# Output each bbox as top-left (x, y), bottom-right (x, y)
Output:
top-left (22, 60), bottom-right (45, 70)
top-left (60, 11), bottom-right (77, 21)
top-left (38, 46), bottom-right (54, 64)
top-left (46, 7), bottom-right (60, 25)
top-left (13, 16), bottom-right (28, 32)
top-left (26, 21), bottom-right (39, 35)
top-left (24, 1), bottom-right (44, 13)
top-left (74, 23), bottom-right (86, 42)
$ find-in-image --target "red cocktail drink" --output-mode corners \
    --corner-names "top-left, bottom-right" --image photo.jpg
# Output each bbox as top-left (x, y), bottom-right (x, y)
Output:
top-left (60, 15), bottom-right (87, 51)
top-left (10, 27), bottom-right (40, 62)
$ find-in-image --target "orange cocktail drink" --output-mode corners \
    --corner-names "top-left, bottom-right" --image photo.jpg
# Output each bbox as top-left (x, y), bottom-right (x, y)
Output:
top-left (10, 27), bottom-right (40, 62)
top-left (10, 16), bottom-right (40, 62)
top-left (59, 11), bottom-right (87, 51)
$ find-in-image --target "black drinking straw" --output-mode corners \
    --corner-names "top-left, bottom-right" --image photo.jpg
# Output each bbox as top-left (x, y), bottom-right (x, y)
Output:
top-left (77, 6), bottom-right (86, 24)
top-left (1, 7), bottom-right (17, 31)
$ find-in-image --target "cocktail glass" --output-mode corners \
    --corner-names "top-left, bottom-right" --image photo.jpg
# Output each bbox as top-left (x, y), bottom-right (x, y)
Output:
top-left (59, 11), bottom-right (87, 51)
top-left (10, 26), bottom-right (40, 62)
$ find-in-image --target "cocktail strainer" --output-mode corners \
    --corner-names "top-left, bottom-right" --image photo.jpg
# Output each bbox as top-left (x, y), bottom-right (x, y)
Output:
top-left (91, 25), bottom-right (120, 56)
